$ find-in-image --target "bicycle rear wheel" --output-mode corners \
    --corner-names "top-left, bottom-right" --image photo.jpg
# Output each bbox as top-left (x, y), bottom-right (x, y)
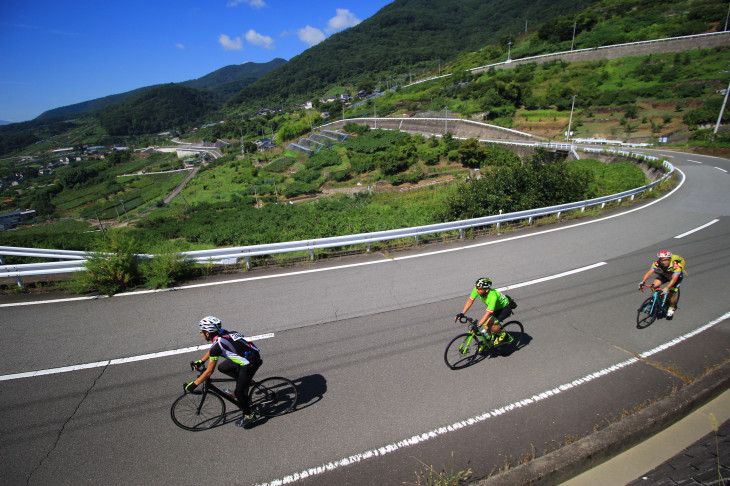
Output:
top-left (170, 390), bottom-right (225, 431)
top-left (249, 377), bottom-right (298, 418)
top-left (636, 296), bottom-right (657, 328)
top-left (496, 321), bottom-right (524, 356)
top-left (444, 332), bottom-right (483, 370)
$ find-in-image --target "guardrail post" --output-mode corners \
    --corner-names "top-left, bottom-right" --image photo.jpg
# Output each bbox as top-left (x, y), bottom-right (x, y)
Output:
top-left (581, 207), bottom-right (585, 213)
top-left (0, 256), bottom-right (24, 288)
top-left (459, 228), bottom-right (463, 238)
top-left (367, 242), bottom-right (371, 252)
top-left (309, 249), bottom-right (314, 261)
top-left (556, 211), bottom-right (561, 220)
top-left (631, 194), bottom-right (635, 201)
top-left (601, 202), bottom-right (606, 209)
top-left (244, 256), bottom-right (250, 270)
top-left (528, 217), bottom-right (533, 225)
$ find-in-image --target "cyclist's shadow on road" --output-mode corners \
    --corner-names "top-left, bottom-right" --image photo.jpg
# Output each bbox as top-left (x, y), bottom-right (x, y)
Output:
top-left (492, 332), bottom-right (533, 358)
top-left (291, 373), bottom-right (327, 411)
top-left (227, 374), bottom-right (328, 429)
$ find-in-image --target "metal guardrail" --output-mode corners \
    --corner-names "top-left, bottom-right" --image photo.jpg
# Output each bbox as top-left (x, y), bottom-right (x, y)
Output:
top-left (467, 31), bottom-right (730, 73)
top-left (0, 154), bottom-right (674, 283)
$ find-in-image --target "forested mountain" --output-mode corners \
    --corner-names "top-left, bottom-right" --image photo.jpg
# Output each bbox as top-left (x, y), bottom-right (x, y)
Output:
top-left (96, 84), bottom-right (220, 136)
top-left (182, 58), bottom-right (287, 99)
top-left (36, 59), bottom-right (286, 121)
top-left (226, 0), bottom-right (601, 108)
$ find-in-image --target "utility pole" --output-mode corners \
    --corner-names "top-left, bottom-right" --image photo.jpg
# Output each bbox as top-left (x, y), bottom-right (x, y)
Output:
top-left (445, 106), bottom-right (448, 134)
top-left (713, 79), bottom-right (730, 140)
top-left (566, 95), bottom-right (577, 142)
top-left (507, 36), bottom-right (512, 62)
top-left (571, 21), bottom-right (577, 51)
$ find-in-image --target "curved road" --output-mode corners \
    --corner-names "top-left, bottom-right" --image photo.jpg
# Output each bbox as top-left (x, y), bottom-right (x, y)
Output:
top-left (1, 149), bottom-right (728, 486)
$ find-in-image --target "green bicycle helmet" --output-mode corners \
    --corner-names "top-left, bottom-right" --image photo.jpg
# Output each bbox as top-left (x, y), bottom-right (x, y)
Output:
top-left (475, 277), bottom-right (492, 289)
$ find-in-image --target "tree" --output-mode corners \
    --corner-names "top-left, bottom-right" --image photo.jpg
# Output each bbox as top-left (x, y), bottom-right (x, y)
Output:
top-left (457, 138), bottom-right (483, 168)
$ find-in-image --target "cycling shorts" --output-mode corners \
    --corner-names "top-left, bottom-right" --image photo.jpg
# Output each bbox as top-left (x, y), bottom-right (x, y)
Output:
top-left (653, 272), bottom-right (683, 291)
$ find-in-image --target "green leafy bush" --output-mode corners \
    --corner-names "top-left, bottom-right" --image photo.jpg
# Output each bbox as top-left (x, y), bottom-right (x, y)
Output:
top-left (68, 230), bottom-right (140, 295)
top-left (140, 244), bottom-right (195, 289)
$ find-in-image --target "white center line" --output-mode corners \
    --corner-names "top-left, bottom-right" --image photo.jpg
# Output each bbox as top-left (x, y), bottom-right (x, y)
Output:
top-left (714, 166), bottom-right (728, 173)
top-left (0, 333), bottom-right (275, 381)
top-left (674, 219), bottom-right (720, 239)
top-left (0, 263), bottom-right (608, 381)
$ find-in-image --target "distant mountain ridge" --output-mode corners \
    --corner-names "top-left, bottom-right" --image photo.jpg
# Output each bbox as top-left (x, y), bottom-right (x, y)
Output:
top-left (36, 58), bottom-right (287, 120)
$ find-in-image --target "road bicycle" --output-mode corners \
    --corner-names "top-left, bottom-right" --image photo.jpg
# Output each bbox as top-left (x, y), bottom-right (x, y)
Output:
top-left (636, 284), bottom-right (680, 328)
top-left (170, 363), bottom-right (298, 431)
top-left (444, 316), bottom-right (524, 370)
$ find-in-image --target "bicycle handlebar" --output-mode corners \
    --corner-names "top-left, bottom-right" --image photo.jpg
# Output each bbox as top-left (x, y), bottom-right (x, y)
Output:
top-left (640, 284), bottom-right (667, 294)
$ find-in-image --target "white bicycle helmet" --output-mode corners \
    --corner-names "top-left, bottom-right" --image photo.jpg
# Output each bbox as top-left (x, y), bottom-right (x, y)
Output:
top-left (198, 316), bottom-right (222, 333)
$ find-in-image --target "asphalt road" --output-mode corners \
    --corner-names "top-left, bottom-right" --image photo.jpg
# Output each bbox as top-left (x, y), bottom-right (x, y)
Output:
top-left (1, 149), bottom-right (728, 486)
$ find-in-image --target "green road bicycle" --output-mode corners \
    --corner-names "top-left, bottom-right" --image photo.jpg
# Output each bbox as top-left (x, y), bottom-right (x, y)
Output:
top-left (637, 284), bottom-right (680, 328)
top-left (444, 316), bottom-right (524, 370)
top-left (170, 363), bottom-right (298, 431)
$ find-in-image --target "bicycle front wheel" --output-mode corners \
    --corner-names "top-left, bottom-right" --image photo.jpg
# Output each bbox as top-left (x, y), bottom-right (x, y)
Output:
top-left (636, 297), bottom-right (657, 328)
top-left (444, 332), bottom-right (483, 370)
top-left (249, 377), bottom-right (298, 418)
top-left (170, 390), bottom-right (225, 431)
top-left (496, 321), bottom-right (524, 356)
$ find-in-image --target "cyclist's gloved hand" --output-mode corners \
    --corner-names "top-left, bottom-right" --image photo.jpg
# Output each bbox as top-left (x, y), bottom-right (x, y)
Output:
top-left (661, 287), bottom-right (669, 294)
top-left (638, 281), bottom-right (645, 291)
top-left (184, 381), bottom-right (198, 392)
top-left (191, 360), bottom-right (204, 371)
top-left (455, 313), bottom-right (465, 322)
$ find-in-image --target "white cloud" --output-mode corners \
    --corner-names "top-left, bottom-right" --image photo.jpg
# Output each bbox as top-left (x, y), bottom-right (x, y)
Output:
top-left (326, 8), bottom-right (361, 33)
top-left (245, 29), bottom-right (274, 49)
top-left (218, 34), bottom-right (243, 51)
top-left (227, 0), bottom-right (266, 8)
top-left (297, 25), bottom-right (325, 46)
top-left (176, 43), bottom-right (185, 50)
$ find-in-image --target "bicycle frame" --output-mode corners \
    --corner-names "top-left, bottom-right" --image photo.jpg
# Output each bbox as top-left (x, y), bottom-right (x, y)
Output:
top-left (459, 317), bottom-right (495, 349)
top-left (202, 378), bottom-right (240, 405)
top-left (640, 285), bottom-right (669, 316)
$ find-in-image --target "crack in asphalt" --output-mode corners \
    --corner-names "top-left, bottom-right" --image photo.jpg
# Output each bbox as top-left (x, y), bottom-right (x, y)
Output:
top-left (25, 364), bottom-right (109, 486)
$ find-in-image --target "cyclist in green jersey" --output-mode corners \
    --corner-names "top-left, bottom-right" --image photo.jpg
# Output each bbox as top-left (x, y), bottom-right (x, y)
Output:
top-left (455, 277), bottom-right (514, 345)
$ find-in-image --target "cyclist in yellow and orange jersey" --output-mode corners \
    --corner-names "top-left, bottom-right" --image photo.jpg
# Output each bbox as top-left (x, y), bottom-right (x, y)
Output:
top-left (639, 250), bottom-right (685, 318)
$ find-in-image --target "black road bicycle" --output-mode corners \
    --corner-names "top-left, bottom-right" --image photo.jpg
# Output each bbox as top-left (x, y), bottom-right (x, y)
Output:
top-left (171, 363), bottom-right (298, 431)
top-left (444, 316), bottom-right (524, 370)
top-left (637, 284), bottom-right (680, 328)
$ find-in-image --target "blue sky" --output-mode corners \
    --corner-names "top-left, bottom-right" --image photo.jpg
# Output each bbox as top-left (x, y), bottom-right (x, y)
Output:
top-left (0, 0), bottom-right (393, 123)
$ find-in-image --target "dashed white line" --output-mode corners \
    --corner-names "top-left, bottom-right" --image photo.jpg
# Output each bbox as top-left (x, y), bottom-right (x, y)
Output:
top-left (0, 333), bottom-right (275, 381)
top-left (715, 166), bottom-right (728, 173)
top-left (256, 310), bottom-right (730, 486)
top-left (674, 219), bottom-right (720, 239)
top-left (0, 263), bottom-right (609, 381)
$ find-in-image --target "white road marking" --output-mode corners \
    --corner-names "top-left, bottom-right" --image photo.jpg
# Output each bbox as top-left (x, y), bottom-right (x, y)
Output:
top-left (257, 310), bottom-right (730, 486)
top-left (714, 166), bottom-right (728, 173)
top-left (687, 160), bottom-right (702, 164)
top-left (0, 262), bottom-right (607, 381)
top-left (2, 169), bottom-right (684, 309)
top-left (674, 219), bottom-right (720, 239)
top-left (0, 333), bottom-right (275, 381)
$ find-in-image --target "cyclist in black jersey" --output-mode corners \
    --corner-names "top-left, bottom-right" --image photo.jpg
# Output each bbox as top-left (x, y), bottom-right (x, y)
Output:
top-left (185, 316), bottom-right (262, 427)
